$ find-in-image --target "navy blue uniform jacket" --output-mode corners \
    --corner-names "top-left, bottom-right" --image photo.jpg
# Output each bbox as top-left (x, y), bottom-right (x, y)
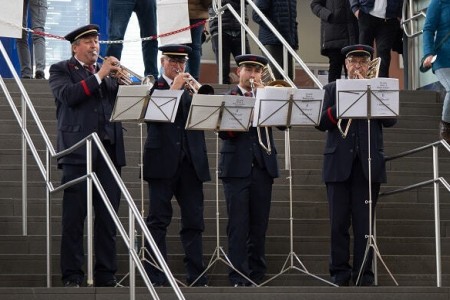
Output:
top-left (218, 86), bottom-right (279, 178)
top-left (49, 57), bottom-right (126, 167)
top-left (316, 81), bottom-right (396, 183)
top-left (142, 77), bottom-right (211, 182)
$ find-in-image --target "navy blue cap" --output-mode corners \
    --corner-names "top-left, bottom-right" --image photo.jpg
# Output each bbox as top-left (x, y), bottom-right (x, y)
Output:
top-left (159, 44), bottom-right (192, 57)
top-left (235, 54), bottom-right (268, 68)
top-left (65, 24), bottom-right (100, 44)
top-left (341, 44), bottom-right (374, 58)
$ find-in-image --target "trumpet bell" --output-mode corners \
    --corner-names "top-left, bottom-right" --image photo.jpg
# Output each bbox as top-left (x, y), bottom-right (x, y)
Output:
top-left (266, 80), bottom-right (292, 87)
top-left (197, 84), bottom-right (215, 95)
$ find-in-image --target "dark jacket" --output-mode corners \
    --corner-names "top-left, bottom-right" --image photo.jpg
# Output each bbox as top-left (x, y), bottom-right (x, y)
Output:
top-left (49, 57), bottom-right (126, 167)
top-left (349, 0), bottom-right (403, 19)
top-left (316, 81), bottom-right (396, 183)
top-left (142, 77), bottom-right (211, 182)
top-left (218, 86), bottom-right (279, 179)
top-left (208, 0), bottom-right (248, 35)
top-left (310, 0), bottom-right (359, 55)
top-left (252, 0), bottom-right (298, 49)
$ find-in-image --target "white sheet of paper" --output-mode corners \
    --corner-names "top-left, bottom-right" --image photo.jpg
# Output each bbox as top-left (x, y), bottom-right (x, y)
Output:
top-left (0, 2), bottom-right (23, 38)
top-left (253, 87), bottom-right (324, 126)
top-left (157, 0), bottom-right (191, 45)
top-left (186, 94), bottom-right (254, 131)
top-left (336, 78), bottom-right (399, 118)
top-left (111, 85), bottom-right (151, 122)
top-left (144, 89), bottom-right (183, 122)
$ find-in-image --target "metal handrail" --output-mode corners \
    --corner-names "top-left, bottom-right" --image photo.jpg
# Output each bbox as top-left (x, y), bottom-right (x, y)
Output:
top-left (402, 0), bottom-right (427, 38)
top-left (212, 0), bottom-right (323, 89)
top-left (0, 40), bottom-right (184, 299)
top-left (380, 140), bottom-right (450, 287)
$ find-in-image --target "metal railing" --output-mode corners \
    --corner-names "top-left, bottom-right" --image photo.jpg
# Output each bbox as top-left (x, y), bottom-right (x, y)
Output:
top-left (0, 40), bottom-right (184, 300)
top-left (212, 0), bottom-right (323, 89)
top-left (379, 140), bottom-right (450, 287)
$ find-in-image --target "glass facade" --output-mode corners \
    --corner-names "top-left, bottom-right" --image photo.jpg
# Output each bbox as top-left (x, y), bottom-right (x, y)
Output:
top-left (45, 0), bottom-right (90, 75)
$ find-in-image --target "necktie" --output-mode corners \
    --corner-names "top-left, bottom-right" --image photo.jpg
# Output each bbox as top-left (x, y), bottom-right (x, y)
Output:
top-left (244, 91), bottom-right (253, 97)
top-left (85, 64), bottom-right (95, 74)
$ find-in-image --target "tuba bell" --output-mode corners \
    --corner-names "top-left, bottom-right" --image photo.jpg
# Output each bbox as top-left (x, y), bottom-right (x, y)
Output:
top-left (337, 57), bottom-right (381, 138)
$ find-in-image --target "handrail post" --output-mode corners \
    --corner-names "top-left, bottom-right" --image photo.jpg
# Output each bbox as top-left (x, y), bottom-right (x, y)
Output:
top-left (86, 139), bottom-right (94, 286)
top-left (129, 210), bottom-right (136, 300)
top-left (21, 94), bottom-right (28, 236)
top-left (46, 149), bottom-right (52, 287)
top-left (432, 145), bottom-right (442, 287)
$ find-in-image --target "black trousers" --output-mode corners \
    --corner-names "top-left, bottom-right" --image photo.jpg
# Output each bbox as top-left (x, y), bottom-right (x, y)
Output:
top-left (222, 164), bottom-right (273, 285)
top-left (358, 11), bottom-right (401, 78)
top-left (144, 157), bottom-right (206, 285)
top-left (325, 48), bottom-right (346, 83)
top-left (60, 142), bottom-right (121, 285)
top-left (326, 158), bottom-right (380, 284)
top-left (211, 31), bottom-right (250, 84)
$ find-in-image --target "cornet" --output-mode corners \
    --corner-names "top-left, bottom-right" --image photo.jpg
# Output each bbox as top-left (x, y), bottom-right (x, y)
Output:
top-left (95, 52), bottom-right (155, 86)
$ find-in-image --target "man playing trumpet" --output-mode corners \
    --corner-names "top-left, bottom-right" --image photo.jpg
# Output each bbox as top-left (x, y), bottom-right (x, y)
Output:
top-left (142, 44), bottom-right (210, 286)
top-left (219, 54), bottom-right (280, 286)
top-left (49, 24), bottom-right (126, 287)
top-left (316, 44), bottom-right (396, 286)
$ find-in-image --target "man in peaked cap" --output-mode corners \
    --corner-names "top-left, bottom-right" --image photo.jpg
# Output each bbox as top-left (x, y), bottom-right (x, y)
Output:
top-left (49, 24), bottom-right (125, 288)
top-left (142, 44), bottom-right (210, 287)
top-left (218, 54), bottom-right (281, 286)
top-left (316, 44), bottom-right (396, 286)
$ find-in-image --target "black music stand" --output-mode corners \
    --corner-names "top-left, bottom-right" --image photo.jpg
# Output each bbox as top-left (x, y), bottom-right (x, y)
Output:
top-left (110, 87), bottom-right (187, 287)
top-left (185, 93), bottom-right (257, 287)
top-left (251, 87), bottom-right (336, 286)
top-left (336, 77), bottom-right (399, 286)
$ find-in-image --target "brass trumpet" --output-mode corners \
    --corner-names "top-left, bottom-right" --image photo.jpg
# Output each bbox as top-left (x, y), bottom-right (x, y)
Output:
top-left (95, 52), bottom-right (155, 86)
top-left (176, 69), bottom-right (214, 95)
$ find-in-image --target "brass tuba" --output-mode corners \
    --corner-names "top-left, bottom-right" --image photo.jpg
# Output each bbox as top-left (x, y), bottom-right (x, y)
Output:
top-left (337, 57), bottom-right (381, 138)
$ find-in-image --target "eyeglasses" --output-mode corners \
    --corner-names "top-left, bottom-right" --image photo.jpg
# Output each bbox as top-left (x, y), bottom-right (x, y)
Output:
top-left (346, 57), bottom-right (370, 66)
top-left (166, 57), bottom-right (188, 65)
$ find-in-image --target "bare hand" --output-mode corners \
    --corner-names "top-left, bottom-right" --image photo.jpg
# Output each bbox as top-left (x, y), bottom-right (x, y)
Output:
top-left (423, 55), bottom-right (434, 68)
top-left (98, 56), bottom-right (121, 80)
top-left (172, 72), bottom-right (190, 90)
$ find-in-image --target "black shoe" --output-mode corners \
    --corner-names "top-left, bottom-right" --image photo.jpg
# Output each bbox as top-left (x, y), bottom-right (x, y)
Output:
top-left (64, 280), bottom-right (81, 287)
top-left (96, 279), bottom-right (123, 287)
top-left (232, 282), bottom-right (252, 287)
top-left (35, 70), bottom-right (45, 79)
top-left (440, 120), bottom-right (450, 143)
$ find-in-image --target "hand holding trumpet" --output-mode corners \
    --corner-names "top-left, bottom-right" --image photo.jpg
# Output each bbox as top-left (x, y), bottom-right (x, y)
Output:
top-left (95, 54), bottom-right (121, 81)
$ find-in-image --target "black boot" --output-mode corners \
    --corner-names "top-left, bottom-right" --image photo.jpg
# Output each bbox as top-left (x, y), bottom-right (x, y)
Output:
top-left (440, 120), bottom-right (450, 142)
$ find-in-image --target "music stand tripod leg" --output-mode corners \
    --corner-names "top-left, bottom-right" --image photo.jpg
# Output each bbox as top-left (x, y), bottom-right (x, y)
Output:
top-left (356, 118), bottom-right (398, 286)
top-left (189, 133), bottom-right (256, 287)
top-left (260, 128), bottom-right (336, 287)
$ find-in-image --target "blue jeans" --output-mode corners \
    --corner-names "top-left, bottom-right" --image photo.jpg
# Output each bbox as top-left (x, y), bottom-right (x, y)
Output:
top-left (106, 0), bottom-right (158, 78)
top-left (17, 0), bottom-right (47, 78)
top-left (185, 19), bottom-right (205, 81)
top-left (435, 68), bottom-right (450, 123)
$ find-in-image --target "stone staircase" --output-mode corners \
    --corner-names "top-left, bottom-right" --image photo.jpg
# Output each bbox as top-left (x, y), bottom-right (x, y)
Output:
top-left (1, 79), bottom-right (450, 299)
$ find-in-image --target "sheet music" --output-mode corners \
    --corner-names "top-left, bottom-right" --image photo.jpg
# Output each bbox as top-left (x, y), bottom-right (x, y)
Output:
top-left (186, 94), bottom-right (254, 131)
top-left (111, 85), bottom-right (151, 122)
top-left (253, 87), bottom-right (324, 127)
top-left (336, 78), bottom-right (399, 119)
top-left (144, 89), bottom-right (183, 122)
